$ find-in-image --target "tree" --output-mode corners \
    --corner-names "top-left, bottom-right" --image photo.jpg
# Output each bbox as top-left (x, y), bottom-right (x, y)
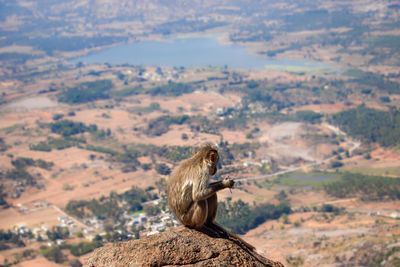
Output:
top-left (331, 161), bottom-right (343, 168)
top-left (144, 205), bottom-right (161, 216)
top-left (69, 259), bottom-right (82, 267)
top-left (155, 163), bottom-right (171, 175)
top-left (40, 247), bottom-right (65, 263)
top-left (274, 190), bottom-right (288, 202)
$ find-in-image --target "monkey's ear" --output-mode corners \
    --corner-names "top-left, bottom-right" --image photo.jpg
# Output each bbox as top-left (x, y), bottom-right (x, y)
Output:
top-left (209, 151), bottom-right (216, 162)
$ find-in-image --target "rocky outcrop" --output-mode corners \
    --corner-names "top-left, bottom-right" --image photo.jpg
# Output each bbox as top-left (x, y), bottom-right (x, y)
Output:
top-left (84, 226), bottom-right (283, 266)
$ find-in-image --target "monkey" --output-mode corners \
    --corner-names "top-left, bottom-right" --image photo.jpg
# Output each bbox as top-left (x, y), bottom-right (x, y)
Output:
top-left (168, 143), bottom-right (234, 230)
top-left (167, 143), bottom-right (255, 251)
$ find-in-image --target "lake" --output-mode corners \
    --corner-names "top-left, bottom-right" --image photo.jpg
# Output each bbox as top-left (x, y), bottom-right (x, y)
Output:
top-left (74, 35), bottom-right (334, 72)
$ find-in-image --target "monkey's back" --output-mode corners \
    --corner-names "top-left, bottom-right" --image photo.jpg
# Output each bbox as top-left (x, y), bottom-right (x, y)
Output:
top-left (167, 163), bottom-right (194, 224)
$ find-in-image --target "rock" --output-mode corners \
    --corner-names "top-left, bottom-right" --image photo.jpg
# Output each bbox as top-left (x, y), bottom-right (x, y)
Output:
top-left (84, 226), bottom-right (283, 267)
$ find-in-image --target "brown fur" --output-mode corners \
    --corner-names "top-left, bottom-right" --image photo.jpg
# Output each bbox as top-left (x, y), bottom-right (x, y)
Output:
top-left (167, 143), bottom-right (256, 251)
top-left (167, 143), bottom-right (233, 228)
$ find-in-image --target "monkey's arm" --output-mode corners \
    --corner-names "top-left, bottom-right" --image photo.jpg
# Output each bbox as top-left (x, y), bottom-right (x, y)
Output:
top-left (208, 180), bottom-right (223, 186)
top-left (209, 177), bottom-right (234, 187)
top-left (192, 179), bottom-right (234, 201)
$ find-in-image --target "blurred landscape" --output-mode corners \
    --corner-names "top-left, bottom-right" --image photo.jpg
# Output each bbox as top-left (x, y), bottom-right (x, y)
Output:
top-left (0, 0), bottom-right (400, 266)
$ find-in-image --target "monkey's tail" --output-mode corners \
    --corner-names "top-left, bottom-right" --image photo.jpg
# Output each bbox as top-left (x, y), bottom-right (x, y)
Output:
top-left (226, 231), bottom-right (256, 252)
top-left (224, 230), bottom-right (276, 266)
top-left (212, 222), bottom-right (255, 252)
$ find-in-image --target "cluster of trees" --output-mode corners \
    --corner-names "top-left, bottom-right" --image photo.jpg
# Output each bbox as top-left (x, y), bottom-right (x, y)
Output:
top-left (86, 145), bottom-right (118, 156)
top-left (367, 35), bottom-right (400, 64)
top-left (110, 82), bottom-right (196, 99)
top-left (228, 82), bottom-right (292, 112)
top-left (49, 120), bottom-right (111, 139)
top-left (4, 157), bottom-right (52, 186)
top-left (0, 229), bottom-right (25, 250)
top-left (40, 246), bottom-right (66, 264)
top-left (143, 111), bottom-right (250, 137)
top-left (283, 9), bottom-right (360, 31)
top-left (331, 105), bottom-right (400, 146)
top-left (5, 167), bottom-right (35, 185)
top-left (0, 138), bottom-right (7, 152)
top-left (108, 85), bottom-right (143, 97)
top-left (264, 43), bottom-right (304, 57)
top-left (346, 69), bottom-right (400, 94)
top-left (65, 186), bottom-right (157, 221)
top-left (292, 110), bottom-right (323, 124)
top-left (113, 147), bottom-right (140, 172)
top-left (57, 78), bottom-right (198, 104)
top-left (319, 204), bottom-right (344, 215)
top-left (158, 145), bottom-right (193, 162)
top-left (0, 186), bottom-right (7, 207)
top-left (50, 120), bottom-right (94, 137)
top-left (29, 36), bottom-right (127, 56)
top-left (46, 226), bottom-right (69, 241)
top-left (133, 102), bottom-right (161, 114)
top-left (57, 80), bottom-right (113, 104)
top-left (230, 24), bottom-right (273, 42)
top-left (119, 186), bottom-right (158, 212)
top-left (86, 143), bottom-right (178, 173)
top-left (147, 82), bottom-right (195, 97)
top-left (145, 115), bottom-right (189, 136)
top-left (11, 157), bottom-right (53, 170)
top-left (217, 199), bottom-right (291, 234)
top-left (63, 241), bottom-right (102, 257)
top-left (152, 18), bottom-right (226, 35)
top-left (30, 136), bottom-right (86, 152)
top-left (324, 172), bottom-right (400, 201)
top-left (40, 248), bottom-right (81, 267)
top-left (155, 163), bottom-right (171, 175)
top-left (66, 197), bottom-right (121, 220)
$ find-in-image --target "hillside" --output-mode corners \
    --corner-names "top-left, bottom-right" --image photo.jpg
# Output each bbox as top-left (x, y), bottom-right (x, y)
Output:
top-left (0, 0), bottom-right (399, 266)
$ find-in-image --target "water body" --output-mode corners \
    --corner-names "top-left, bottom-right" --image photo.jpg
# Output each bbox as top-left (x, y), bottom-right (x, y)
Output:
top-left (74, 35), bottom-right (333, 71)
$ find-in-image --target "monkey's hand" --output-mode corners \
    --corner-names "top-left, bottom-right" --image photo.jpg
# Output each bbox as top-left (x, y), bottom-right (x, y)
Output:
top-left (222, 177), bottom-right (235, 189)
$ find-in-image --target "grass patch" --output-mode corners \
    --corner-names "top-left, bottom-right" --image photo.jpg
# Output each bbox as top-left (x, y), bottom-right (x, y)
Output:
top-left (324, 172), bottom-right (400, 200)
top-left (273, 170), bottom-right (339, 188)
top-left (346, 166), bottom-right (400, 177)
top-left (0, 124), bottom-right (20, 133)
top-left (264, 64), bottom-right (334, 74)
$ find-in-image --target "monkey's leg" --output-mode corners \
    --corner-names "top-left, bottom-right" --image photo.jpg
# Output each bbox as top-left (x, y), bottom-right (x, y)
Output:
top-left (204, 194), bottom-right (228, 238)
top-left (183, 200), bottom-right (208, 229)
top-left (206, 194), bottom-right (218, 224)
top-left (185, 200), bottom-right (220, 237)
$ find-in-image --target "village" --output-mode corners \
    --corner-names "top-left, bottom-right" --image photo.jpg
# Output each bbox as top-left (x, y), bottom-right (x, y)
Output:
top-left (6, 196), bottom-right (181, 249)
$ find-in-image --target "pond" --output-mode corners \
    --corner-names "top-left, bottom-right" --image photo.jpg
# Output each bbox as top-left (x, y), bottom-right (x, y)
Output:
top-left (73, 35), bottom-right (335, 72)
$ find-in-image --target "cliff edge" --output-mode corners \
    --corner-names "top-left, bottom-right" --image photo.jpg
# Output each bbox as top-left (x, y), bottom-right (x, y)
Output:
top-left (84, 226), bottom-right (283, 266)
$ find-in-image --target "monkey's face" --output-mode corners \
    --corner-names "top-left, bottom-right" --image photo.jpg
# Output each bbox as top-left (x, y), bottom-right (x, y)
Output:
top-left (208, 151), bottom-right (219, 176)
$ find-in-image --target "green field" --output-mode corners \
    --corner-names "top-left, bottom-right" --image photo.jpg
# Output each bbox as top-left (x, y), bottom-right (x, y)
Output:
top-left (273, 171), bottom-right (340, 188)
top-left (346, 166), bottom-right (400, 177)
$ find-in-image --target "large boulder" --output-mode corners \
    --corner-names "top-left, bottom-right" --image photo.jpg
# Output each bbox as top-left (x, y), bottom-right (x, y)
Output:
top-left (84, 226), bottom-right (283, 266)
